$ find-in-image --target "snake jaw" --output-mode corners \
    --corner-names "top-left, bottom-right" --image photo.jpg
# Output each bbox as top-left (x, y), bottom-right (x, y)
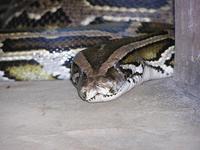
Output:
top-left (79, 70), bottom-right (145, 103)
top-left (78, 77), bottom-right (130, 102)
top-left (83, 80), bottom-right (134, 103)
top-left (78, 77), bottom-right (116, 102)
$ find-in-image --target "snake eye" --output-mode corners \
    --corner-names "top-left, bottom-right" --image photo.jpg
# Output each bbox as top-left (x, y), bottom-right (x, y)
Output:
top-left (71, 62), bottom-right (81, 86)
top-left (106, 67), bottom-right (118, 79)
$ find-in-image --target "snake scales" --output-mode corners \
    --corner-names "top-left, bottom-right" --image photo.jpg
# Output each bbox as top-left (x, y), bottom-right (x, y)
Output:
top-left (0, 0), bottom-right (174, 102)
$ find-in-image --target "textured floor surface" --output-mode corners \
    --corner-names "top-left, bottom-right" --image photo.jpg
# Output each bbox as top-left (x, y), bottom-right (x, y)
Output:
top-left (0, 78), bottom-right (200, 150)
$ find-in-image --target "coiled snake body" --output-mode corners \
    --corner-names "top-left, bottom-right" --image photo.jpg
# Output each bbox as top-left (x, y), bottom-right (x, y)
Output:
top-left (0, 0), bottom-right (174, 102)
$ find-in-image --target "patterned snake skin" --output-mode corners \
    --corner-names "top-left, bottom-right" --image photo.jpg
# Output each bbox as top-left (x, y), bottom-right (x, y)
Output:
top-left (0, 0), bottom-right (174, 102)
top-left (0, 0), bottom-right (173, 29)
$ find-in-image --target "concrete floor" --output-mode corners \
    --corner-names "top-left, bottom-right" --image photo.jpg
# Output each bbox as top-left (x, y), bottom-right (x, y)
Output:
top-left (0, 78), bottom-right (200, 150)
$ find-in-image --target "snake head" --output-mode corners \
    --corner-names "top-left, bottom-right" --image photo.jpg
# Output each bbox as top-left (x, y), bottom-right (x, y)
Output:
top-left (71, 57), bottom-right (131, 102)
top-left (70, 37), bottom-right (146, 102)
top-left (70, 33), bottom-right (174, 102)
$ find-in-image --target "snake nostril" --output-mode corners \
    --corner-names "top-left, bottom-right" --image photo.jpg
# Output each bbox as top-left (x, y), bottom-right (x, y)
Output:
top-left (109, 88), bottom-right (115, 94)
top-left (80, 91), bottom-right (86, 100)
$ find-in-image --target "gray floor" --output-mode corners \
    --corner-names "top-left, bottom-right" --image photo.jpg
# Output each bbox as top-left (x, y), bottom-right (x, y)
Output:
top-left (0, 78), bottom-right (200, 150)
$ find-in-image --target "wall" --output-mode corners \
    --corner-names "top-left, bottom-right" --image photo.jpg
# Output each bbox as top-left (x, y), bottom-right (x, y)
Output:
top-left (175, 0), bottom-right (200, 98)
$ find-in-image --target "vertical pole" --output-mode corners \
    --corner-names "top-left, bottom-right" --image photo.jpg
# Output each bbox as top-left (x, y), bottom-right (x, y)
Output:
top-left (175, 0), bottom-right (200, 97)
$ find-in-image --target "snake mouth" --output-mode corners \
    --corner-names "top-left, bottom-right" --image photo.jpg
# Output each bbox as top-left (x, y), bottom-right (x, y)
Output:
top-left (84, 77), bottom-right (141, 103)
top-left (84, 81), bottom-right (130, 103)
top-left (86, 92), bottom-right (118, 102)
